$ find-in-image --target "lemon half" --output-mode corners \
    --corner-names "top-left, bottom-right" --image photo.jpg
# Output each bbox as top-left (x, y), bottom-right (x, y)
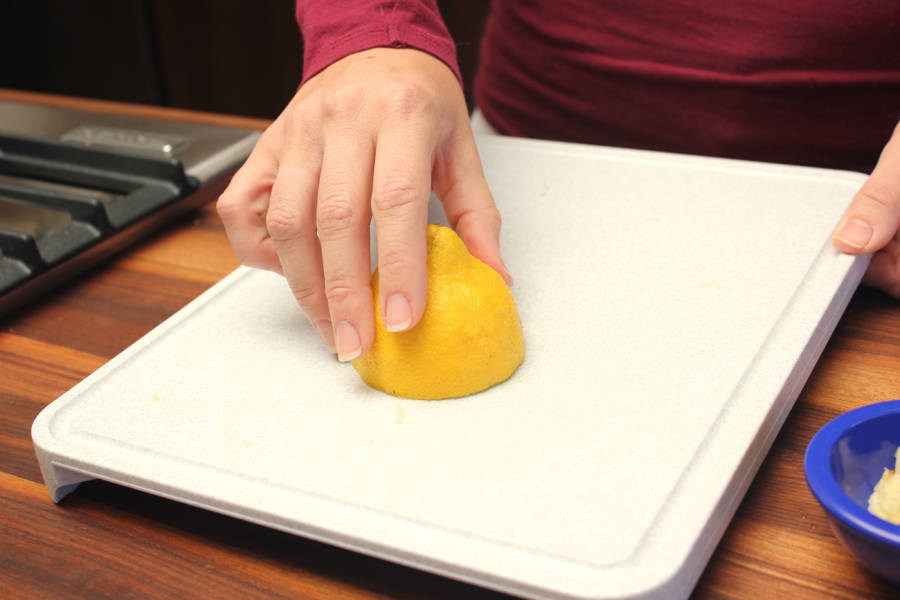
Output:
top-left (353, 225), bottom-right (524, 399)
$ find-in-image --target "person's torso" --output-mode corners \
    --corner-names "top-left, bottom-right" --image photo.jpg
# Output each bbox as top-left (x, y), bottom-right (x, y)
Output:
top-left (474, 0), bottom-right (900, 171)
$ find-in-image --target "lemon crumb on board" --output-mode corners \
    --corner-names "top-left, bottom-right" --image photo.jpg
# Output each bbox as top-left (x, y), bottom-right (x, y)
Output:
top-left (394, 403), bottom-right (408, 425)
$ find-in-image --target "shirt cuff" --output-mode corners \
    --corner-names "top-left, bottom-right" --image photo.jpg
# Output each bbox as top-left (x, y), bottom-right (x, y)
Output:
top-left (297, 2), bottom-right (461, 86)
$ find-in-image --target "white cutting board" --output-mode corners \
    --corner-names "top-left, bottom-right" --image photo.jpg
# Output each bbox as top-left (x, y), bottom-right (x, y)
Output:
top-left (33, 136), bottom-right (869, 599)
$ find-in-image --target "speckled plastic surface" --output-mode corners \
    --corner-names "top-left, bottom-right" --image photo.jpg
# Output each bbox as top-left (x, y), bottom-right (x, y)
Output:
top-left (33, 136), bottom-right (869, 599)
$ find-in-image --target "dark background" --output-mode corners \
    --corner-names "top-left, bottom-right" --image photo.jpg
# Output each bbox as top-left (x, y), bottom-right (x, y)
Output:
top-left (0, 0), bottom-right (490, 118)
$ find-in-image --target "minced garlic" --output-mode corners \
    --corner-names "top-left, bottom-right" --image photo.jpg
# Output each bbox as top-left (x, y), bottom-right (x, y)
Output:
top-left (868, 448), bottom-right (900, 525)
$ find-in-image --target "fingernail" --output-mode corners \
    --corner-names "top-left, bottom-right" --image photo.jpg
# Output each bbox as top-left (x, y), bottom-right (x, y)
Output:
top-left (493, 258), bottom-right (513, 286)
top-left (335, 321), bottom-right (362, 362)
top-left (836, 218), bottom-right (873, 250)
top-left (501, 262), bottom-right (514, 286)
top-left (384, 294), bottom-right (412, 332)
top-left (314, 319), bottom-right (336, 353)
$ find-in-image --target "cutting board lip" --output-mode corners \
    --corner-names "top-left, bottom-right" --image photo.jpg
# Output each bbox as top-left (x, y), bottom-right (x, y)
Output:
top-left (475, 134), bottom-right (870, 187)
top-left (31, 139), bottom-right (870, 600)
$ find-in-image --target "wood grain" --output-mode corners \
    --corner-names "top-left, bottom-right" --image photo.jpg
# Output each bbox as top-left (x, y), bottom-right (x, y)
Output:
top-left (1, 90), bottom-right (898, 599)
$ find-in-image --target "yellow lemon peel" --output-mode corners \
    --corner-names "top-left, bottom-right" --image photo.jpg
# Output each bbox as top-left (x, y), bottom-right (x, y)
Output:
top-left (353, 224), bottom-right (524, 400)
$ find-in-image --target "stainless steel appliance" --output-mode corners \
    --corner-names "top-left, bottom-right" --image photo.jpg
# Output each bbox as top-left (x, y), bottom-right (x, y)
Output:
top-left (0, 100), bottom-right (260, 317)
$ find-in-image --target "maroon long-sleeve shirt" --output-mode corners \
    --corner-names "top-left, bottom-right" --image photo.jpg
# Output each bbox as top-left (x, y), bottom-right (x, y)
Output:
top-left (296, 1), bottom-right (900, 172)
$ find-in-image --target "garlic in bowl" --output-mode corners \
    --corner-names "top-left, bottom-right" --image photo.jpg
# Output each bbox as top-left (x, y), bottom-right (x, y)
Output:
top-left (804, 399), bottom-right (900, 584)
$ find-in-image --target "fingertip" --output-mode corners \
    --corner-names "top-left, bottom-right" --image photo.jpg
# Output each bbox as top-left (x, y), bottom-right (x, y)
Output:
top-left (379, 272), bottom-right (427, 333)
top-left (373, 224), bottom-right (429, 333)
top-left (335, 321), bottom-right (362, 362)
top-left (331, 296), bottom-right (377, 361)
top-left (500, 264), bottom-right (515, 287)
top-left (329, 281), bottom-right (378, 362)
top-left (833, 217), bottom-right (874, 253)
top-left (313, 319), bottom-right (336, 353)
top-left (384, 293), bottom-right (413, 332)
top-left (489, 257), bottom-right (514, 286)
top-left (453, 218), bottom-right (513, 284)
top-left (474, 245), bottom-right (514, 286)
top-left (484, 249), bottom-right (514, 285)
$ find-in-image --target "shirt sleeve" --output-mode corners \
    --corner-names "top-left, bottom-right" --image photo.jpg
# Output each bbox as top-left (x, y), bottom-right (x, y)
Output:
top-left (295, 0), bottom-right (461, 85)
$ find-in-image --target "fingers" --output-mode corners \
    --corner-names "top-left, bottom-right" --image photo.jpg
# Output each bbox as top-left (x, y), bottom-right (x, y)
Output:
top-left (371, 115), bottom-right (433, 333)
top-left (832, 122), bottom-right (900, 297)
top-left (217, 140), bottom-right (282, 274)
top-left (266, 152), bottom-right (334, 350)
top-left (316, 126), bottom-right (376, 362)
top-left (862, 236), bottom-right (900, 297)
top-left (833, 123), bottom-right (900, 255)
top-left (220, 48), bottom-right (503, 357)
top-left (436, 128), bottom-right (512, 285)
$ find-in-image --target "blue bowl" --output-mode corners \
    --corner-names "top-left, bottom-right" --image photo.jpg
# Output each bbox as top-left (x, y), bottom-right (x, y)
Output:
top-left (805, 399), bottom-right (900, 584)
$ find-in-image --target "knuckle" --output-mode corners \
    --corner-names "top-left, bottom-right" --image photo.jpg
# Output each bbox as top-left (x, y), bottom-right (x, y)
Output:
top-left (373, 176), bottom-right (423, 214)
top-left (378, 247), bottom-right (414, 274)
top-left (285, 103), bottom-right (315, 136)
top-left (317, 190), bottom-right (357, 234)
top-left (322, 82), bottom-right (365, 121)
top-left (265, 203), bottom-right (305, 241)
top-left (324, 279), bottom-right (355, 306)
top-left (455, 205), bottom-right (503, 237)
top-left (379, 80), bottom-right (429, 117)
top-left (858, 181), bottom-right (897, 212)
top-left (216, 190), bottom-right (241, 222)
top-left (483, 205), bottom-right (503, 230)
top-left (288, 280), bottom-right (324, 307)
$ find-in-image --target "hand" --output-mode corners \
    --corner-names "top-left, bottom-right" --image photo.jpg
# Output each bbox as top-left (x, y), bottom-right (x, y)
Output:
top-left (832, 122), bottom-right (900, 297)
top-left (217, 48), bottom-right (509, 360)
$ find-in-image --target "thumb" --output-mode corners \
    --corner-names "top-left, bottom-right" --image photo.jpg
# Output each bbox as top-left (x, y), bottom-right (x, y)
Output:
top-left (435, 130), bottom-right (513, 285)
top-left (832, 122), bottom-right (900, 255)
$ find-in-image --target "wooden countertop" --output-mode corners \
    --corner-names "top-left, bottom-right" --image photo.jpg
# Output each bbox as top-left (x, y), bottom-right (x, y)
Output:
top-left (1, 90), bottom-right (898, 599)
